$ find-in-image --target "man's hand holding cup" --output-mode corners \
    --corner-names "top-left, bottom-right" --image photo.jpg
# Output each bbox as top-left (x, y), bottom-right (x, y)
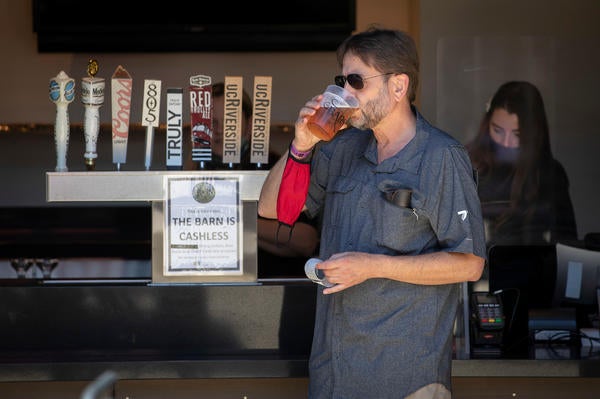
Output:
top-left (295, 85), bottom-right (359, 151)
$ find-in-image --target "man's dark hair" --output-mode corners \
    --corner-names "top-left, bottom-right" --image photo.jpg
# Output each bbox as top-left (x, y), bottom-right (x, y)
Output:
top-left (336, 27), bottom-right (419, 103)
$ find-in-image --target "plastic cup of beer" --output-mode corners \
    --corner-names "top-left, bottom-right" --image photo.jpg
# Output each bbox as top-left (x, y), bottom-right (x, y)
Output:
top-left (307, 85), bottom-right (359, 141)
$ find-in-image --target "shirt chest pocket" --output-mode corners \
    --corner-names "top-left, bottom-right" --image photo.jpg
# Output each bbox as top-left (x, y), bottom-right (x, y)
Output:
top-left (325, 176), bottom-right (360, 228)
top-left (375, 191), bottom-right (430, 254)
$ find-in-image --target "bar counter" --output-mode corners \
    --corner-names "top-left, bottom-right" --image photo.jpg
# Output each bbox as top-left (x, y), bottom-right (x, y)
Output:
top-left (0, 169), bottom-right (594, 399)
top-left (1, 357), bottom-right (600, 383)
top-left (0, 280), bottom-right (317, 382)
top-left (1, 280), bottom-right (599, 383)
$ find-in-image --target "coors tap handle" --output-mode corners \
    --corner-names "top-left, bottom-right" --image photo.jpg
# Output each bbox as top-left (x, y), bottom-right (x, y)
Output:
top-left (110, 65), bottom-right (132, 171)
top-left (81, 59), bottom-right (105, 170)
top-left (49, 70), bottom-right (75, 172)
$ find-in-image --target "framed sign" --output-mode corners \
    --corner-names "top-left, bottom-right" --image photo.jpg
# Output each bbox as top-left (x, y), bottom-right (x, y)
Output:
top-left (163, 175), bottom-right (243, 277)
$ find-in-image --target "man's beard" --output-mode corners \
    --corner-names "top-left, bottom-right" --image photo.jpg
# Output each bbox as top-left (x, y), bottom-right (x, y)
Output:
top-left (348, 85), bottom-right (391, 130)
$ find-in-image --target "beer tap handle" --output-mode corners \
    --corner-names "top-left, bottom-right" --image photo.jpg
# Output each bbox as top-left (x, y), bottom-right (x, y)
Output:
top-left (49, 71), bottom-right (75, 172)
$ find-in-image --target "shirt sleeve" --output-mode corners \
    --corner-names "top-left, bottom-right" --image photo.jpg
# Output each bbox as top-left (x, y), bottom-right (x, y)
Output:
top-left (425, 144), bottom-right (487, 259)
top-left (305, 142), bottom-right (333, 220)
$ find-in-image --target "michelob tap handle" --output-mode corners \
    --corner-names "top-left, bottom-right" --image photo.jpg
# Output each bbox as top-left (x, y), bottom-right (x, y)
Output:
top-left (83, 104), bottom-right (100, 169)
top-left (81, 59), bottom-right (105, 171)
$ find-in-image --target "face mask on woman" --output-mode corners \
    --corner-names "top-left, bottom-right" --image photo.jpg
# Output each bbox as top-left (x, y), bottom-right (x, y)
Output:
top-left (491, 139), bottom-right (520, 164)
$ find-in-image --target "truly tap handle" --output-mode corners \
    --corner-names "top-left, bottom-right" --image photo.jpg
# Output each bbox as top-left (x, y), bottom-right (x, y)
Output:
top-left (49, 70), bottom-right (75, 172)
top-left (81, 59), bottom-right (105, 171)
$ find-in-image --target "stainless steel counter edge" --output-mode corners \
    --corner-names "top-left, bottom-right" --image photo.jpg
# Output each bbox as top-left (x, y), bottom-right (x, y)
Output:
top-left (452, 359), bottom-right (599, 378)
top-left (0, 359), bottom-right (308, 382)
top-left (1, 359), bottom-right (599, 382)
top-left (46, 171), bottom-right (269, 202)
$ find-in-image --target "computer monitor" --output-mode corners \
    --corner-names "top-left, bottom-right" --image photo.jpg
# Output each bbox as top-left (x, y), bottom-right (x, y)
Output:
top-left (488, 244), bottom-right (557, 308)
top-left (554, 242), bottom-right (600, 308)
top-left (487, 244), bottom-right (557, 357)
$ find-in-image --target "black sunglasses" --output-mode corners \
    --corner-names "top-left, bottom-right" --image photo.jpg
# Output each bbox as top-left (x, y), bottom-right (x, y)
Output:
top-left (334, 72), bottom-right (394, 90)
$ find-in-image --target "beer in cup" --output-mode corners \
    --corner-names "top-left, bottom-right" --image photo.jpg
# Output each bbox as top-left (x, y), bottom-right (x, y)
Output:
top-left (307, 85), bottom-right (359, 141)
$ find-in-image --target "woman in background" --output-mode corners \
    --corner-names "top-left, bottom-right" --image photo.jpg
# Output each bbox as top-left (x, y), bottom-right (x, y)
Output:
top-left (466, 81), bottom-right (577, 247)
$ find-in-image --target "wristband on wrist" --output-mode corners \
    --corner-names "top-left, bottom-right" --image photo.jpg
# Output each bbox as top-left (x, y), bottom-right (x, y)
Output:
top-left (289, 142), bottom-right (314, 162)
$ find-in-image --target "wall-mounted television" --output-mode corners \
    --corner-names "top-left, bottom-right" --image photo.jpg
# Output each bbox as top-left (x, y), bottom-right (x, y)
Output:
top-left (32, 0), bottom-right (356, 52)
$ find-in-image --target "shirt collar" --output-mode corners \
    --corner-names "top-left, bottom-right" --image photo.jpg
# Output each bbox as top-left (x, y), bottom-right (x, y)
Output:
top-left (364, 106), bottom-right (428, 174)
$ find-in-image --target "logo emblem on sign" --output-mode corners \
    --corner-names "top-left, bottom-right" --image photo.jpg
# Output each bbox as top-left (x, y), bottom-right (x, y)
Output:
top-left (190, 75), bottom-right (212, 88)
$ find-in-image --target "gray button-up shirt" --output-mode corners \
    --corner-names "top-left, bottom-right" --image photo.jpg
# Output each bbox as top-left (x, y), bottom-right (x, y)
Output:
top-left (304, 108), bottom-right (486, 399)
